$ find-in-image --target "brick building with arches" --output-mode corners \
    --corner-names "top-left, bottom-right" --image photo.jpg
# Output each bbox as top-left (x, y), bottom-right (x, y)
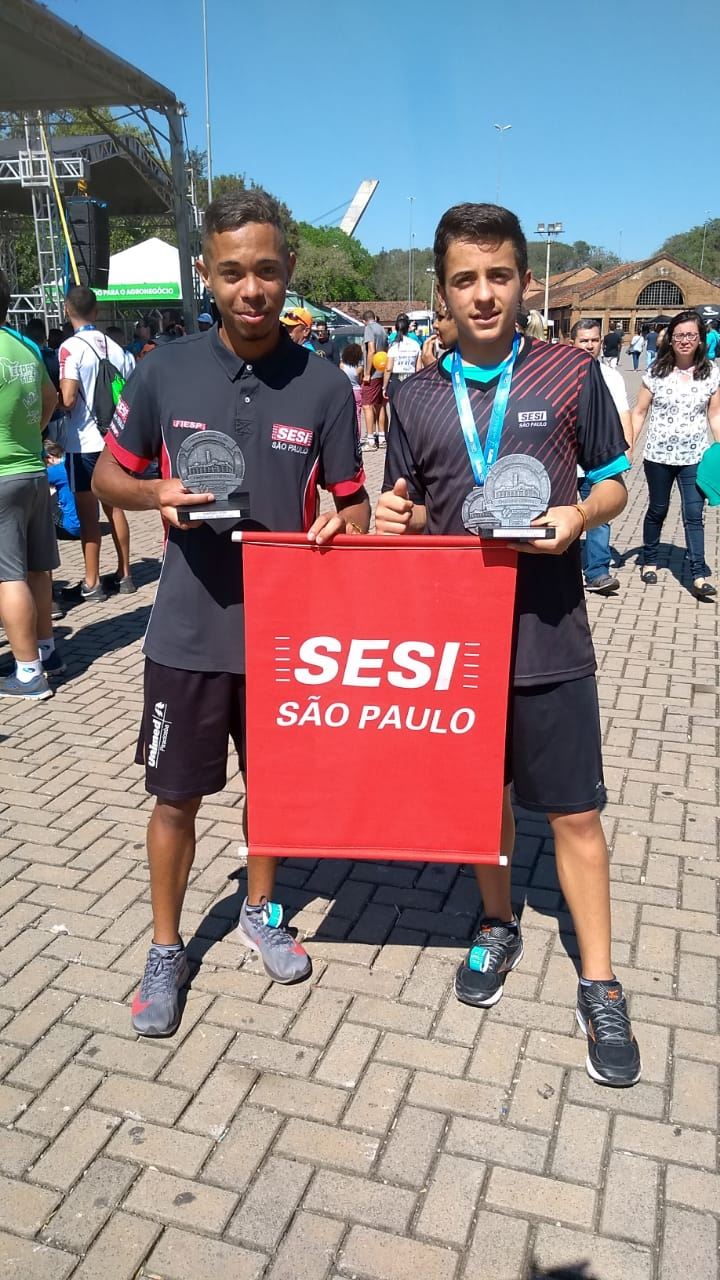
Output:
top-left (532, 255), bottom-right (720, 338)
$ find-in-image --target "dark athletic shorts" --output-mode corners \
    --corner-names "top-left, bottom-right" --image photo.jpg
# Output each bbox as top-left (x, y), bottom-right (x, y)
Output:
top-left (136, 658), bottom-right (246, 801)
top-left (361, 377), bottom-right (384, 408)
top-left (0, 472), bottom-right (60, 580)
top-left (505, 674), bottom-right (606, 814)
top-left (65, 451), bottom-right (101, 494)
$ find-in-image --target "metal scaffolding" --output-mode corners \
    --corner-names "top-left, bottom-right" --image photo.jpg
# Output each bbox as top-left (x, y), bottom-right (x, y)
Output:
top-left (0, 0), bottom-right (198, 331)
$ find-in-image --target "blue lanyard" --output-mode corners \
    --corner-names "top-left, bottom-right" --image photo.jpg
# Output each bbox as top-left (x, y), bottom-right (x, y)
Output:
top-left (451, 334), bottom-right (520, 486)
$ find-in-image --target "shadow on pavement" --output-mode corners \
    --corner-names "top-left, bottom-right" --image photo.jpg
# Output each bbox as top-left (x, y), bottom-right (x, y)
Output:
top-left (185, 871), bottom-right (247, 974)
top-left (529, 1265), bottom-right (599, 1279)
top-left (53, 602), bottom-right (153, 683)
top-left (613, 539), bottom-right (708, 597)
top-left (185, 808), bottom-right (579, 976)
top-left (54, 554), bottom-right (162, 603)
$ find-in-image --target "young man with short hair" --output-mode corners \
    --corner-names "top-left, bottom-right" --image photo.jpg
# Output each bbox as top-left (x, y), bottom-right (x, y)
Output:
top-left (572, 317), bottom-right (632, 596)
top-left (602, 323), bottom-right (623, 370)
top-left (361, 309), bottom-right (388, 449)
top-left (313, 321), bottom-right (336, 362)
top-left (376, 203), bottom-right (641, 1088)
top-left (59, 286), bottom-right (136, 601)
top-left (93, 189), bottom-right (369, 1037)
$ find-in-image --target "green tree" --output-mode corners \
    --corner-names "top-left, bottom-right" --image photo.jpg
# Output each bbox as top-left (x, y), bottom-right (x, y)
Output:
top-left (526, 239), bottom-right (620, 280)
top-left (293, 224), bottom-right (375, 302)
top-left (189, 155), bottom-right (298, 254)
top-left (371, 247), bottom-right (434, 303)
top-left (659, 219), bottom-right (720, 282)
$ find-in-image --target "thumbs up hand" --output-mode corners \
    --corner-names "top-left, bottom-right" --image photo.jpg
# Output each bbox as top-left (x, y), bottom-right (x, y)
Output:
top-left (375, 477), bottom-right (415, 535)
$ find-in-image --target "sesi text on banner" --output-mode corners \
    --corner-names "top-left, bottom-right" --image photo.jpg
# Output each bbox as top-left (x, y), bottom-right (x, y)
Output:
top-left (240, 533), bottom-right (517, 865)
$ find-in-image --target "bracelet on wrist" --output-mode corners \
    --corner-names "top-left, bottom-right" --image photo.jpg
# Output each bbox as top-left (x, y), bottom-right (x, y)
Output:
top-left (572, 503), bottom-right (588, 536)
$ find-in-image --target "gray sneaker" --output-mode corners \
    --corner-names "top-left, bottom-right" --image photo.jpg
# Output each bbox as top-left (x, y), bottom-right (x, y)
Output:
top-left (0, 672), bottom-right (53, 700)
top-left (42, 649), bottom-right (66, 680)
top-left (237, 898), bottom-right (311, 983)
top-left (61, 581), bottom-right (107, 604)
top-left (103, 573), bottom-right (137, 595)
top-left (131, 943), bottom-right (190, 1036)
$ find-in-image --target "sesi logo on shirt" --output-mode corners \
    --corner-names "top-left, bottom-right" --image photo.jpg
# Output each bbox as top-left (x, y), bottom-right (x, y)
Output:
top-left (517, 410), bottom-right (548, 428)
top-left (271, 424), bottom-right (314, 452)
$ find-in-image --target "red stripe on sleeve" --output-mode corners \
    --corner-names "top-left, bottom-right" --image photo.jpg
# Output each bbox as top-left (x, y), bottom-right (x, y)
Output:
top-left (302, 458), bottom-right (321, 532)
top-left (106, 434), bottom-right (152, 474)
top-left (326, 468), bottom-right (366, 498)
top-left (160, 438), bottom-right (172, 480)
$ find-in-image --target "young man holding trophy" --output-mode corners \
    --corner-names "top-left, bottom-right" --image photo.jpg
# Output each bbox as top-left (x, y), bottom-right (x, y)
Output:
top-left (93, 191), bottom-right (369, 1037)
top-left (376, 203), bottom-right (641, 1089)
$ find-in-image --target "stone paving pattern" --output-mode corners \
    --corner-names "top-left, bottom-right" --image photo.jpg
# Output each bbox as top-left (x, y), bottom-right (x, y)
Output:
top-left (0, 361), bottom-right (718, 1279)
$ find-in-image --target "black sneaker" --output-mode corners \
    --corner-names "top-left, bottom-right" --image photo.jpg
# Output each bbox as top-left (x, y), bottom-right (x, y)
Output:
top-left (42, 649), bottom-right (66, 679)
top-left (585, 574), bottom-right (620, 595)
top-left (454, 918), bottom-right (523, 1008)
top-left (576, 979), bottom-right (641, 1087)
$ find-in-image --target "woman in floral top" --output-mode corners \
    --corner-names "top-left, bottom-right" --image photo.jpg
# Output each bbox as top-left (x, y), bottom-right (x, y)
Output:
top-left (631, 310), bottom-right (720, 600)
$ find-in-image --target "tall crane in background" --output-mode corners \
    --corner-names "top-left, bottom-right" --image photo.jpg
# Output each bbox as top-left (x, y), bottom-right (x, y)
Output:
top-left (339, 180), bottom-right (378, 236)
top-left (311, 181), bottom-right (379, 236)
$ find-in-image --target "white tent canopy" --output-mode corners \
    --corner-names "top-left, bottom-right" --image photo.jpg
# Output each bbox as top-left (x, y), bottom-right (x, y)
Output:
top-left (96, 237), bottom-right (183, 305)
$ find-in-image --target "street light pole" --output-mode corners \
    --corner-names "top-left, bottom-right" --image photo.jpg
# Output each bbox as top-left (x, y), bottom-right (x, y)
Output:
top-left (201, 0), bottom-right (213, 203)
top-left (426, 266), bottom-right (435, 314)
top-left (536, 221), bottom-right (563, 335)
top-left (493, 124), bottom-right (511, 203)
top-left (408, 196), bottom-right (415, 305)
top-left (700, 210), bottom-right (711, 274)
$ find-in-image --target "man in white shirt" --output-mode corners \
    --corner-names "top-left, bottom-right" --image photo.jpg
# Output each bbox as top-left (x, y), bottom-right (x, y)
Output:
top-left (572, 319), bottom-right (632, 595)
top-left (59, 287), bottom-right (136, 602)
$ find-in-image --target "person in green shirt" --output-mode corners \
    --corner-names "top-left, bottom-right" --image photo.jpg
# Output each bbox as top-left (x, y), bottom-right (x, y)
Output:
top-left (0, 270), bottom-right (63, 699)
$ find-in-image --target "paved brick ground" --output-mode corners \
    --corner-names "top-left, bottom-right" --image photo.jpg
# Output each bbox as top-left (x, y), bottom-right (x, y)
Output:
top-left (0, 360), bottom-right (718, 1279)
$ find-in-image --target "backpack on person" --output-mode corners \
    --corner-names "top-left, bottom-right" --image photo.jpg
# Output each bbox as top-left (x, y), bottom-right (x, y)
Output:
top-left (76, 335), bottom-right (125, 433)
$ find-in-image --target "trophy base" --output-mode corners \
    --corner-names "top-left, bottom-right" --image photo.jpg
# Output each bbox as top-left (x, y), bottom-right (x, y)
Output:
top-left (478, 525), bottom-right (556, 541)
top-left (185, 491), bottom-right (251, 522)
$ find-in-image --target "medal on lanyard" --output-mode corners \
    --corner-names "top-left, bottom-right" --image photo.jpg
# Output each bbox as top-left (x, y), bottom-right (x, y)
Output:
top-left (453, 337), bottom-right (553, 537)
top-left (452, 336), bottom-right (519, 532)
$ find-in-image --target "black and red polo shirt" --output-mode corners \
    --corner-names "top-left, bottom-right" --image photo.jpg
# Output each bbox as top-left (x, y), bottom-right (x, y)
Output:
top-left (106, 325), bottom-right (364, 674)
top-left (384, 337), bottom-right (628, 687)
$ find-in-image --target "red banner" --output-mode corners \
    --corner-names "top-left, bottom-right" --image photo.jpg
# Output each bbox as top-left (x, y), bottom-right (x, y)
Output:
top-left (241, 534), bottom-right (517, 865)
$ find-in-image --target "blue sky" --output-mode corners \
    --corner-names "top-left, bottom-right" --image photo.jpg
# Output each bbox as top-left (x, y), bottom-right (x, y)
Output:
top-left (48, 0), bottom-right (718, 261)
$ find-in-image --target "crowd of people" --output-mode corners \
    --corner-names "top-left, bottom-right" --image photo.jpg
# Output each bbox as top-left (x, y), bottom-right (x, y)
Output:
top-left (2, 192), bottom-right (720, 1093)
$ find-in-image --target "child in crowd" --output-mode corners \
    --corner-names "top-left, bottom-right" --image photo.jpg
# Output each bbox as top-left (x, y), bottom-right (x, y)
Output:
top-left (44, 441), bottom-right (80, 538)
top-left (339, 343), bottom-right (364, 438)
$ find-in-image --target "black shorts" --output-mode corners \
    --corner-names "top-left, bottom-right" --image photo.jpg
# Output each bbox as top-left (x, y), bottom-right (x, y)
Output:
top-left (505, 674), bottom-right (606, 814)
top-left (65, 451), bottom-right (101, 494)
top-left (136, 658), bottom-right (246, 801)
